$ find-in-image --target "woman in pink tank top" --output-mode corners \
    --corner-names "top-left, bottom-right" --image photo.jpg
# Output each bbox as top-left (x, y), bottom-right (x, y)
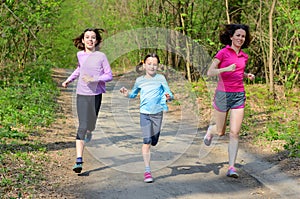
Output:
top-left (203, 24), bottom-right (255, 178)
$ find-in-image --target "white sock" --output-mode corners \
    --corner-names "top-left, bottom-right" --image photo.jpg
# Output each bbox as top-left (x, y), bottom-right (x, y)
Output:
top-left (145, 166), bottom-right (151, 173)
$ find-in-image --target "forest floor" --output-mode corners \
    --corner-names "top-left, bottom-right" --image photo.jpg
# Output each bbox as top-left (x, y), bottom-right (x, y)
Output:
top-left (38, 68), bottom-right (299, 199)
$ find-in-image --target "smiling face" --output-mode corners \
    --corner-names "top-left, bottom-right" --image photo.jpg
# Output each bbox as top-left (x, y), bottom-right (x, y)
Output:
top-left (143, 57), bottom-right (158, 78)
top-left (82, 31), bottom-right (98, 52)
top-left (230, 28), bottom-right (246, 50)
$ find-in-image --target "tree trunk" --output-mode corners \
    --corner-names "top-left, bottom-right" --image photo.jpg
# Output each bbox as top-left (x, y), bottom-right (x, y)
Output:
top-left (259, 0), bottom-right (269, 85)
top-left (225, 0), bottom-right (230, 24)
top-left (268, 0), bottom-right (276, 97)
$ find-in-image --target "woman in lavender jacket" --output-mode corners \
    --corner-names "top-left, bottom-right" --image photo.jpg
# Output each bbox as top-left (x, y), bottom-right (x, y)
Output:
top-left (62, 28), bottom-right (113, 174)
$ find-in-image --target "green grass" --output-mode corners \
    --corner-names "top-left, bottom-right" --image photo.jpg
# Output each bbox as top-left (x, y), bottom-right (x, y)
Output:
top-left (0, 150), bottom-right (48, 198)
top-left (243, 84), bottom-right (299, 157)
top-left (0, 61), bottom-right (59, 198)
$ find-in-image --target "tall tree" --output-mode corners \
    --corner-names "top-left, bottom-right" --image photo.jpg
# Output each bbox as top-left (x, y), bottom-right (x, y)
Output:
top-left (268, 0), bottom-right (276, 96)
top-left (225, 0), bottom-right (230, 24)
top-left (0, 0), bottom-right (62, 68)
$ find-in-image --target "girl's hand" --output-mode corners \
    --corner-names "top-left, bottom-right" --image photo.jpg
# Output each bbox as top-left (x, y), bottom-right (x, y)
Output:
top-left (120, 87), bottom-right (129, 96)
top-left (225, 63), bottom-right (236, 72)
top-left (247, 73), bottom-right (255, 81)
top-left (62, 81), bottom-right (69, 88)
top-left (165, 93), bottom-right (171, 101)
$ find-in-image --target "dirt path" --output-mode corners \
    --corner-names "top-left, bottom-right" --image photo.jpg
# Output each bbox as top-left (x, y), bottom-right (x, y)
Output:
top-left (49, 68), bottom-right (299, 199)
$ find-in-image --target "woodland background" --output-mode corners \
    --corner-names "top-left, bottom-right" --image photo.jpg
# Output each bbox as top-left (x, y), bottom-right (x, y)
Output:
top-left (0, 0), bottom-right (299, 197)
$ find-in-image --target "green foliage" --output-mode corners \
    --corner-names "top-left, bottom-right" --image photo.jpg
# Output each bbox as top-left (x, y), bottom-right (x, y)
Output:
top-left (0, 127), bottom-right (27, 139)
top-left (258, 120), bottom-right (299, 158)
top-left (263, 122), bottom-right (284, 141)
top-left (0, 2), bottom-right (68, 196)
top-left (172, 100), bottom-right (181, 106)
top-left (0, 62), bottom-right (59, 133)
top-left (48, 0), bottom-right (147, 69)
top-left (0, 0), bottom-right (63, 67)
top-left (42, 0), bottom-right (299, 88)
top-left (282, 121), bottom-right (300, 157)
top-left (0, 60), bottom-right (58, 196)
top-left (243, 84), bottom-right (300, 158)
top-left (0, 150), bottom-right (48, 197)
top-left (190, 81), bottom-right (209, 94)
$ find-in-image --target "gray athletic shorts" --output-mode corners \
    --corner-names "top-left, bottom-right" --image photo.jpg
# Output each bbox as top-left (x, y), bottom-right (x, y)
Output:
top-left (213, 91), bottom-right (246, 112)
top-left (140, 112), bottom-right (163, 146)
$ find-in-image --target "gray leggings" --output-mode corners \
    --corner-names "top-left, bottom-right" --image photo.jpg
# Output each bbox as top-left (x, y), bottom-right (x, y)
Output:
top-left (76, 94), bottom-right (102, 140)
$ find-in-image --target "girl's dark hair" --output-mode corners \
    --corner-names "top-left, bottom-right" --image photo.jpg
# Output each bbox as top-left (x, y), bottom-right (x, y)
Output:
top-left (73, 28), bottom-right (106, 50)
top-left (219, 24), bottom-right (251, 49)
top-left (143, 53), bottom-right (160, 64)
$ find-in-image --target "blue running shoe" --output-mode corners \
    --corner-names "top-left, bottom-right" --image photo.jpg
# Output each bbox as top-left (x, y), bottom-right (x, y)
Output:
top-left (85, 132), bottom-right (92, 143)
top-left (73, 163), bottom-right (82, 173)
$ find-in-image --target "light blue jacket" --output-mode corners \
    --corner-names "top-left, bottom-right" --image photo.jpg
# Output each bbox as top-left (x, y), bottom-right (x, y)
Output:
top-left (128, 74), bottom-right (174, 114)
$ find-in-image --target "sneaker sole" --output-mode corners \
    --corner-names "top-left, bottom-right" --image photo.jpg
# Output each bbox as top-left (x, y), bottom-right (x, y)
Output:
top-left (144, 178), bottom-right (154, 183)
top-left (73, 167), bottom-right (82, 173)
top-left (227, 173), bottom-right (239, 178)
top-left (203, 134), bottom-right (213, 146)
